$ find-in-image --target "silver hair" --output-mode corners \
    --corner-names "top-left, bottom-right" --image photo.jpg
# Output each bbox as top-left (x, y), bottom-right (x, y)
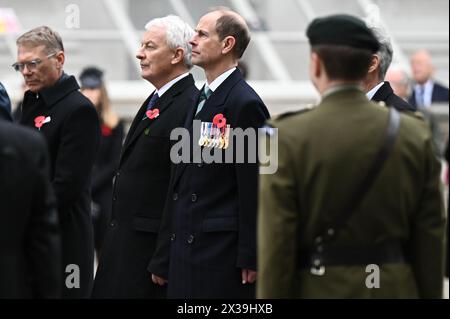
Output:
top-left (16, 26), bottom-right (64, 53)
top-left (366, 22), bottom-right (393, 81)
top-left (145, 15), bottom-right (194, 69)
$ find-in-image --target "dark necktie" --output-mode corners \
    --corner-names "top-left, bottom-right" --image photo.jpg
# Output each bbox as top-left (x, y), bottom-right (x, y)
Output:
top-left (143, 92), bottom-right (159, 119)
top-left (195, 86), bottom-right (212, 115)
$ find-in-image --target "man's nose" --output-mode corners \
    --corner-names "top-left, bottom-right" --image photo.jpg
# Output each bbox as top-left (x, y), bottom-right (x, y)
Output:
top-left (136, 48), bottom-right (144, 60)
top-left (189, 35), bottom-right (197, 46)
top-left (21, 65), bottom-right (32, 76)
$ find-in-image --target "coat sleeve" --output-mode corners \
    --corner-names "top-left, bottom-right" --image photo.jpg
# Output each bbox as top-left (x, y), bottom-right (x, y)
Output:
top-left (408, 136), bottom-right (446, 299)
top-left (27, 136), bottom-right (62, 298)
top-left (234, 100), bottom-right (269, 270)
top-left (52, 104), bottom-right (100, 212)
top-left (257, 131), bottom-right (299, 298)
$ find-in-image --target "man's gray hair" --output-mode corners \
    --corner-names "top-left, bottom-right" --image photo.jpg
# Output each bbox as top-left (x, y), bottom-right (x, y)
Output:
top-left (365, 21), bottom-right (393, 81)
top-left (145, 15), bottom-right (194, 69)
top-left (16, 26), bottom-right (64, 53)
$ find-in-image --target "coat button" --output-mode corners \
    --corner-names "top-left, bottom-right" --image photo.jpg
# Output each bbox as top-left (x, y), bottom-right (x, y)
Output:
top-left (116, 171), bottom-right (121, 177)
top-left (187, 234), bottom-right (195, 244)
top-left (112, 196), bottom-right (117, 201)
top-left (170, 233), bottom-right (176, 242)
top-left (197, 163), bottom-right (203, 168)
top-left (173, 193), bottom-right (178, 201)
top-left (191, 193), bottom-right (197, 202)
top-left (109, 220), bottom-right (117, 227)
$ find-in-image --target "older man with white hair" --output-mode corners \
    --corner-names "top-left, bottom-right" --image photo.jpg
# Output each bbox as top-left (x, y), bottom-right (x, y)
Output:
top-left (92, 15), bottom-right (198, 298)
top-left (362, 21), bottom-right (415, 111)
top-left (409, 49), bottom-right (449, 109)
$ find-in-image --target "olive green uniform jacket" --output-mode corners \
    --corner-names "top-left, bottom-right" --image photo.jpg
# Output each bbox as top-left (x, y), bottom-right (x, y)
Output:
top-left (258, 87), bottom-right (445, 299)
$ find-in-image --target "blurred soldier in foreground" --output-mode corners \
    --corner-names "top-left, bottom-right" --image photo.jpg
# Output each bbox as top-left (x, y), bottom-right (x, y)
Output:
top-left (258, 14), bottom-right (445, 299)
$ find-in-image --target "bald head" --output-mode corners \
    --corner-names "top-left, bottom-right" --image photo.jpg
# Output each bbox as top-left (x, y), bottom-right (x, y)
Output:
top-left (411, 49), bottom-right (434, 84)
top-left (385, 67), bottom-right (410, 100)
top-left (209, 9), bottom-right (251, 59)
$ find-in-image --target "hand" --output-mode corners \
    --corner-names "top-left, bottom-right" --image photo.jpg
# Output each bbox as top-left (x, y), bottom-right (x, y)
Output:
top-left (241, 269), bottom-right (257, 284)
top-left (151, 273), bottom-right (168, 286)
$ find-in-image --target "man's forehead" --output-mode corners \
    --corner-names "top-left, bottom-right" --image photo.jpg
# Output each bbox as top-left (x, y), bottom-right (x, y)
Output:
top-left (197, 12), bottom-right (220, 30)
top-left (17, 44), bottom-right (46, 58)
top-left (18, 44), bottom-right (46, 53)
top-left (141, 26), bottom-right (166, 43)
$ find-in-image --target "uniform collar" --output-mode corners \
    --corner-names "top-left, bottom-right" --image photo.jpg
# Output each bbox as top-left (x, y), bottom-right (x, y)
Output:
top-left (322, 84), bottom-right (362, 100)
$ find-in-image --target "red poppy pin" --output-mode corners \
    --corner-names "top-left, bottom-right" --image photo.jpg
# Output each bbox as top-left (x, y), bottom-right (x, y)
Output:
top-left (34, 116), bottom-right (51, 130)
top-left (213, 113), bottom-right (227, 128)
top-left (101, 124), bottom-right (113, 137)
top-left (146, 108), bottom-right (160, 120)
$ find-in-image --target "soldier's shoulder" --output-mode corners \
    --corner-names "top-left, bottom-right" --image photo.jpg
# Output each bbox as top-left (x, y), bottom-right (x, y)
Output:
top-left (271, 105), bottom-right (316, 125)
top-left (400, 109), bottom-right (426, 121)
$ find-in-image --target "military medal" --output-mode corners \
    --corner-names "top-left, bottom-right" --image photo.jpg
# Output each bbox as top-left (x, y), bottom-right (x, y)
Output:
top-left (198, 122), bottom-right (207, 146)
top-left (223, 125), bottom-right (231, 149)
top-left (205, 122), bottom-right (213, 147)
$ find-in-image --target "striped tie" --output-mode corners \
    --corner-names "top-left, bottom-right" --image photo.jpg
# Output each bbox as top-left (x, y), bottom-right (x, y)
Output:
top-left (195, 86), bottom-right (212, 115)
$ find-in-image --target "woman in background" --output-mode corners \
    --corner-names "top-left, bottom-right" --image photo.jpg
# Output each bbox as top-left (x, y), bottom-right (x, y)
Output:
top-left (80, 67), bottom-right (124, 257)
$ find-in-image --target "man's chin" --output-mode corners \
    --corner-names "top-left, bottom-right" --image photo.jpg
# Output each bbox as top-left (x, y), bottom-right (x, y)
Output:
top-left (27, 87), bottom-right (40, 93)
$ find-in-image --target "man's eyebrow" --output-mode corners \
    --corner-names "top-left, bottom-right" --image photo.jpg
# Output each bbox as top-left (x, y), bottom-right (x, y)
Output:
top-left (195, 29), bottom-right (209, 36)
top-left (141, 40), bottom-right (157, 46)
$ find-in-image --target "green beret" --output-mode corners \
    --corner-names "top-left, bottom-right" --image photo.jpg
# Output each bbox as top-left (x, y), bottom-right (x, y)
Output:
top-left (306, 14), bottom-right (380, 52)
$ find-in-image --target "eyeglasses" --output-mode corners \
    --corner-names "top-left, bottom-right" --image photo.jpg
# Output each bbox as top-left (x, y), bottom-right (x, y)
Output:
top-left (12, 53), bottom-right (57, 72)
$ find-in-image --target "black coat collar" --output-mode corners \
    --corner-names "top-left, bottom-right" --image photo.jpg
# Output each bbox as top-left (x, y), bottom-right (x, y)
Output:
top-left (121, 74), bottom-right (195, 157)
top-left (25, 75), bottom-right (80, 109)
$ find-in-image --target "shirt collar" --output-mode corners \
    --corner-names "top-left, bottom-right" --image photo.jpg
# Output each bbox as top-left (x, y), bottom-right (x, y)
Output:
top-left (207, 67), bottom-right (236, 92)
top-left (156, 72), bottom-right (190, 97)
top-left (366, 82), bottom-right (385, 100)
top-left (414, 79), bottom-right (433, 92)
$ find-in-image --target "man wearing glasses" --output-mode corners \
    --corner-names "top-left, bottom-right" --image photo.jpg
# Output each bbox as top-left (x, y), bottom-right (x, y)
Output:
top-left (15, 26), bottom-right (100, 298)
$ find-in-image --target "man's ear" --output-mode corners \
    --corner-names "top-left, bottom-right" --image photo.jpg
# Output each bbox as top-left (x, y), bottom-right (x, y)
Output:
top-left (171, 48), bottom-right (184, 65)
top-left (55, 51), bottom-right (65, 69)
top-left (311, 52), bottom-right (321, 78)
top-left (222, 36), bottom-right (236, 55)
top-left (368, 54), bottom-right (379, 74)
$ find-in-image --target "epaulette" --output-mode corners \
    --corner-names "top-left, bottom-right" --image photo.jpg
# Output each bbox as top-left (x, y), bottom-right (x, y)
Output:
top-left (273, 104), bottom-right (315, 122)
top-left (402, 110), bottom-right (426, 121)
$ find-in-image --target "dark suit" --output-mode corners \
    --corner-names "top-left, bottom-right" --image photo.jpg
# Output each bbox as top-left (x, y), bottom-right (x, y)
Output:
top-left (408, 81), bottom-right (449, 107)
top-left (0, 119), bottom-right (61, 298)
top-left (150, 69), bottom-right (270, 298)
top-left (371, 81), bottom-right (416, 111)
top-left (92, 74), bottom-right (198, 298)
top-left (19, 75), bottom-right (100, 298)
